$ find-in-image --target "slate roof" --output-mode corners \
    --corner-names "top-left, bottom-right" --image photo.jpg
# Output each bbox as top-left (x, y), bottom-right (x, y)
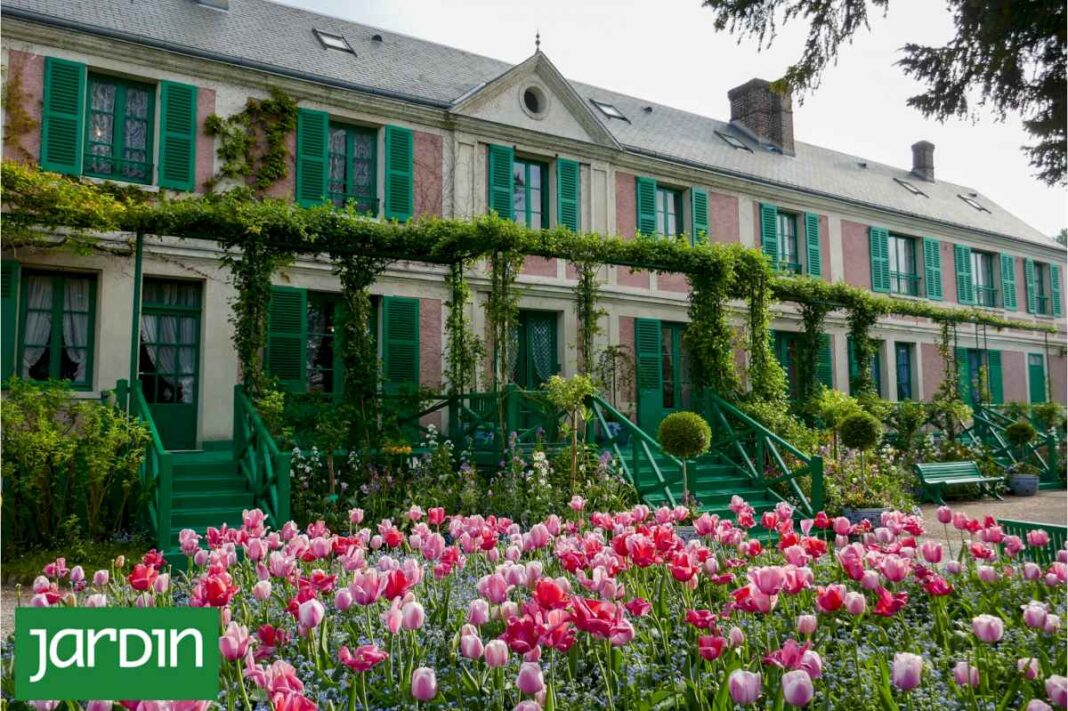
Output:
top-left (2, 0), bottom-right (1055, 246)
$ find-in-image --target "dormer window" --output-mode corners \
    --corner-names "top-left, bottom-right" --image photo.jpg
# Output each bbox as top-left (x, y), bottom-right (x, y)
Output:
top-left (590, 99), bottom-right (626, 121)
top-left (314, 29), bottom-right (354, 53)
top-left (958, 194), bottom-right (990, 213)
top-left (716, 131), bottom-right (752, 152)
top-left (894, 178), bottom-right (927, 197)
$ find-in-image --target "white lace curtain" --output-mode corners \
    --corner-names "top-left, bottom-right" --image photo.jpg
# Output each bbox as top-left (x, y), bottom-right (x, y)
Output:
top-left (21, 276), bottom-right (52, 376)
top-left (63, 279), bottom-right (89, 382)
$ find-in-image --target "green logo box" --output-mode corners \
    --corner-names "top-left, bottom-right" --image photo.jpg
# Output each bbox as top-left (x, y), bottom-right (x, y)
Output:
top-left (15, 607), bottom-right (220, 701)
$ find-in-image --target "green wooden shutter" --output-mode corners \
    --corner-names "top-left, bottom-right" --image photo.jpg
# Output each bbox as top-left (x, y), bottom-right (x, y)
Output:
top-left (635, 177), bottom-right (657, 236)
top-left (635, 318), bottom-right (662, 426)
top-left (868, 227), bottom-right (890, 293)
top-left (556, 159), bottom-right (580, 232)
top-left (955, 347), bottom-right (971, 406)
top-left (40, 57), bottom-right (86, 175)
top-left (158, 81), bottom-right (198, 191)
top-left (382, 296), bottom-right (420, 393)
top-left (384, 125), bottom-right (414, 221)
top-left (267, 287), bottom-right (307, 392)
top-left (295, 108), bottom-right (328, 207)
top-left (759, 203), bottom-right (779, 261)
top-left (816, 334), bottom-right (833, 388)
top-left (1051, 264), bottom-right (1063, 317)
top-left (804, 213), bottom-right (822, 277)
top-left (1, 261), bottom-right (20, 382)
top-left (1024, 258), bottom-right (1037, 314)
top-left (1028, 354), bottom-right (1047, 404)
top-left (954, 244), bottom-right (975, 304)
top-left (1000, 254), bottom-right (1017, 310)
top-left (487, 144), bottom-right (515, 220)
top-left (922, 238), bottom-right (943, 300)
top-left (691, 187), bottom-right (709, 245)
top-left (987, 350), bottom-right (1003, 404)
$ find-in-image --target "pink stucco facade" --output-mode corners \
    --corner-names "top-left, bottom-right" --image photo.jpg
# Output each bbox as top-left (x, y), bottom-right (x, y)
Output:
top-left (1001, 350), bottom-right (1027, 402)
top-left (842, 220), bottom-right (871, 289)
top-left (618, 316), bottom-right (635, 358)
top-left (938, 241), bottom-right (957, 304)
top-left (413, 130), bottom-right (442, 218)
top-left (419, 297), bottom-right (443, 427)
top-left (920, 343), bottom-right (944, 400)
top-left (709, 192), bottom-right (739, 245)
top-left (263, 131), bottom-right (297, 200)
top-left (615, 171), bottom-right (650, 289)
top-left (3, 50), bottom-right (43, 164)
top-left (819, 215), bottom-right (831, 282)
top-left (195, 87), bottom-right (216, 193)
top-left (523, 256), bottom-right (558, 277)
top-left (1050, 355), bottom-right (1067, 405)
top-left (658, 272), bottom-right (689, 293)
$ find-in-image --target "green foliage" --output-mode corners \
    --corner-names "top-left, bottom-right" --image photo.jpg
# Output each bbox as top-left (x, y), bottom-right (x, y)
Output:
top-left (1005, 419), bottom-right (1037, 448)
top-left (594, 345), bottom-right (635, 417)
top-left (742, 399), bottom-right (825, 455)
top-left (444, 261), bottom-right (485, 395)
top-left (701, 0), bottom-right (1065, 185)
top-left (543, 374), bottom-right (598, 492)
top-left (1031, 401), bottom-right (1067, 433)
top-left (1, 378), bottom-right (150, 552)
top-left (745, 266), bottom-right (789, 402)
top-left (839, 410), bottom-right (883, 451)
top-left (810, 388), bottom-right (863, 431)
top-left (685, 248), bottom-right (743, 396)
top-left (888, 400), bottom-right (927, 456)
top-left (657, 412), bottom-right (712, 460)
top-left (823, 443), bottom-right (917, 513)
top-left (574, 260), bottom-right (606, 376)
top-left (203, 86), bottom-right (298, 192)
top-left (928, 321), bottom-right (972, 438)
top-left (487, 250), bottom-right (524, 388)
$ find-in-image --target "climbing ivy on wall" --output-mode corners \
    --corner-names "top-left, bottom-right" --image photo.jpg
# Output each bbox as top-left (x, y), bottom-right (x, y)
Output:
top-left (1, 57), bottom-right (38, 162)
top-left (746, 267), bottom-right (789, 403)
top-left (444, 261), bottom-right (485, 396)
top-left (574, 260), bottom-right (605, 376)
top-left (203, 87), bottom-right (298, 193)
top-left (487, 250), bottom-right (524, 388)
top-left (797, 300), bottom-right (832, 404)
top-left (684, 247), bottom-right (744, 397)
top-left (845, 298), bottom-right (884, 397)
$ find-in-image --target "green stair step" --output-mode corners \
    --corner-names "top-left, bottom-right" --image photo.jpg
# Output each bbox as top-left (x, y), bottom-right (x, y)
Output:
top-left (171, 507), bottom-right (247, 529)
top-left (171, 449), bottom-right (234, 466)
top-left (171, 474), bottom-right (249, 494)
top-left (173, 490), bottom-right (254, 509)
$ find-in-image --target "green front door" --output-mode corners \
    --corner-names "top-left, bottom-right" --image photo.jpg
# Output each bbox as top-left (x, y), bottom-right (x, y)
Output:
top-left (138, 278), bottom-right (201, 450)
top-left (636, 319), bottom-right (689, 435)
top-left (1028, 353), bottom-right (1047, 404)
top-left (512, 311), bottom-right (559, 389)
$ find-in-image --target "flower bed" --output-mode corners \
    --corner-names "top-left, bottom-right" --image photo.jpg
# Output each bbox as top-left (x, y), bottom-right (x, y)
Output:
top-left (7, 500), bottom-right (1067, 710)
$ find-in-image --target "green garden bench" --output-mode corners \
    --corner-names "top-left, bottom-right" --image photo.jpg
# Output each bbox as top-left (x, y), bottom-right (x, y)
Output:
top-left (914, 461), bottom-right (1003, 505)
top-left (997, 519), bottom-right (1067, 565)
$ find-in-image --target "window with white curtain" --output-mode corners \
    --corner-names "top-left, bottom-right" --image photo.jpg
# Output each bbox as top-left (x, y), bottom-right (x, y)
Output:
top-left (19, 272), bottom-right (96, 387)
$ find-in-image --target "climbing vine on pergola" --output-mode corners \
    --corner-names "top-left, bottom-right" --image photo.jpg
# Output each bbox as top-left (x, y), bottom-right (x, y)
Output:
top-left (3, 161), bottom-right (1055, 424)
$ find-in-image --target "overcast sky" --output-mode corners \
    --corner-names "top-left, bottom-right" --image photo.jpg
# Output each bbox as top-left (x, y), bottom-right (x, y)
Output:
top-left (282, 0), bottom-right (1065, 239)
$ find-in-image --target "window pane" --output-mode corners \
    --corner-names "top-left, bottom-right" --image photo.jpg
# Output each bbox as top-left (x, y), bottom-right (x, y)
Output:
top-left (513, 163), bottom-right (527, 225)
top-left (661, 326), bottom-right (674, 408)
top-left (329, 127), bottom-right (347, 199)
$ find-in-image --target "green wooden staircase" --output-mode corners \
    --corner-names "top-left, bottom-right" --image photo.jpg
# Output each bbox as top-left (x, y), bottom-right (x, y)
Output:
top-left (962, 403), bottom-right (1064, 490)
top-left (590, 392), bottom-right (825, 518)
top-left (111, 381), bottom-right (291, 554)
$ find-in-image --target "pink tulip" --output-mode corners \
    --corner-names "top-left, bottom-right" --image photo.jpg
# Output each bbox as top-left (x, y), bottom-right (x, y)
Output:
top-left (485, 639), bottom-right (509, 667)
top-left (460, 633), bottom-right (483, 660)
top-left (833, 516), bottom-right (851, 535)
top-left (750, 566), bottom-right (786, 595)
top-left (952, 661), bottom-right (979, 688)
top-left (844, 592), bottom-right (866, 616)
top-left (92, 570), bottom-right (109, 587)
top-left (252, 580), bottom-right (272, 602)
top-left (796, 615), bottom-right (817, 636)
top-left (1027, 701), bottom-right (1053, 711)
top-left (1023, 601), bottom-right (1049, 629)
top-left (972, 614), bottom-right (1004, 644)
top-left (86, 702), bottom-right (112, 711)
top-left (892, 653), bottom-right (923, 691)
top-left (977, 565), bottom-right (998, 583)
top-left (936, 506), bottom-right (952, 524)
top-left (401, 601), bottom-right (425, 631)
top-left (1024, 562), bottom-right (1043, 580)
top-left (298, 598), bottom-right (325, 629)
top-left (728, 669), bottom-right (762, 705)
top-left (515, 702), bottom-right (541, 711)
top-left (219, 622), bottom-right (253, 662)
top-left (879, 556), bottom-right (910, 583)
top-left (70, 566), bottom-right (85, 584)
top-left (1028, 530), bottom-right (1051, 547)
top-left (1019, 658), bottom-right (1041, 680)
top-left (919, 541), bottom-right (942, 564)
top-left (411, 667), bottom-right (437, 701)
top-left (84, 594), bottom-right (107, 608)
top-left (382, 599), bottom-right (403, 635)
top-left (1047, 675), bottom-right (1068, 708)
top-left (468, 598), bottom-right (490, 626)
top-left (1045, 615), bottom-right (1062, 634)
top-left (334, 588), bottom-right (353, 612)
top-left (516, 662), bottom-right (545, 695)
top-left (782, 669), bottom-right (814, 707)
top-left (479, 573), bottom-right (510, 604)
top-left (728, 626), bottom-right (746, 648)
top-left (348, 508), bottom-right (364, 525)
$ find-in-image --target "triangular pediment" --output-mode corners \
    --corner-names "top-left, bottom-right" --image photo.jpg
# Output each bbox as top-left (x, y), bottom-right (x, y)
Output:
top-left (450, 52), bottom-right (621, 149)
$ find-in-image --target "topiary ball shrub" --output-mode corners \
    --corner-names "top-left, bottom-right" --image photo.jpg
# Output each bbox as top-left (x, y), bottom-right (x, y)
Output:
top-left (1005, 419), bottom-right (1037, 448)
top-left (658, 412), bottom-right (712, 460)
top-left (839, 411), bottom-right (882, 451)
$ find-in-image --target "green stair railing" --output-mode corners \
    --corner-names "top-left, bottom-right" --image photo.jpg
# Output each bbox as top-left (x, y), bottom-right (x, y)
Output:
top-left (233, 386), bottom-right (291, 528)
top-left (699, 391), bottom-right (825, 516)
top-left (997, 519), bottom-right (1067, 565)
top-left (114, 380), bottom-right (173, 551)
top-left (588, 394), bottom-right (682, 507)
top-left (967, 403), bottom-right (1061, 487)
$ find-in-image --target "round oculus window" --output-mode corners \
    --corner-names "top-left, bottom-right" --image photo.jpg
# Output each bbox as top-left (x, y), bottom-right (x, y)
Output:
top-left (521, 86), bottom-right (547, 117)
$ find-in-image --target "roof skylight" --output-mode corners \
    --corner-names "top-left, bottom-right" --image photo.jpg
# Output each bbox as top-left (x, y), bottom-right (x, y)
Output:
top-left (590, 99), bottom-right (627, 121)
top-left (958, 194), bottom-right (990, 213)
top-left (716, 131), bottom-right (752, 152)
top-left (894, 178), bottom-right (927, 197)
top-left (314, 29), bottom-right (354, 53)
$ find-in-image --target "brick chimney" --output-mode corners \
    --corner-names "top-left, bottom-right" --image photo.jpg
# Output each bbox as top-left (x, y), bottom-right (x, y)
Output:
top-left (911, 141), bottom-right (935, 182)
top-left (728, 79), bottom-right (794, 155)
